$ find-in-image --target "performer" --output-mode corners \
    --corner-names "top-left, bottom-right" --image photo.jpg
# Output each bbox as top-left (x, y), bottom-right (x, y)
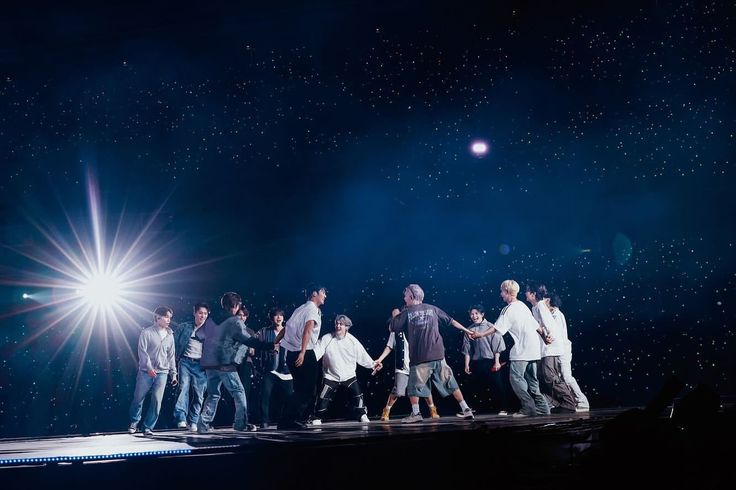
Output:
top-left (276, 283), bottom-right (327, 430)
top-left (308, 315), bottom-right (381, 425)
top-left (550, 294), bottom-right (590, 411)
top-left (390, 284), bottom-right (475, 423)
top-left (197, 292), bottom-right (273, 432)
top-left (128, 306), bottom-right (178, 435)
top-left (471, 280), bottom-right (549, 417)
top-left (172, 302), bottom-right (210, 431)
top-left (256, 308), bottom-right (293, 428)
top-left (525, 284), bottom-right (577, 413)
top-left (375, 308), bottom-right (441, 421)
top-left (463, 304), bottom-right (513, 415)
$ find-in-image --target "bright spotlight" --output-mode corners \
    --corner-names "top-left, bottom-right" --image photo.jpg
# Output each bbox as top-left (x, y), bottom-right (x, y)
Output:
top-left (77, 272), bottom-right (124, 308)
top-left (22, 293), bottom-right (31, 300)
top-left (470, 139), bottom-right (490, 157)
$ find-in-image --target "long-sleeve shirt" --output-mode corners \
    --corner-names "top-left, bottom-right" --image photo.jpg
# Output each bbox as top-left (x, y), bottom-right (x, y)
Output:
top-left (532, 302), bottom-right (564, 357)
top-left (137, 325), bottom-right (177, 376)
top-left (198, 316), bottom-right (270, 370)
top-left (317, 332), bottom-right (374, 382)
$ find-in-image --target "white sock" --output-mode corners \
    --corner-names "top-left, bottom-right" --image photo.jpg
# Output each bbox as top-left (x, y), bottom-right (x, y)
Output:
top-left (459, 400), bottom-right (469, 411)
top-left (411, 403), bottom-right (420, 415)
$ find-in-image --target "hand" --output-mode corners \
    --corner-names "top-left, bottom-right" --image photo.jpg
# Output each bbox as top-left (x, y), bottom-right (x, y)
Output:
top-left (544, 335), bottom-right (554, 345)
top-left (295, 352), bottom-right (305, 367)
top-left (491, 362), bottom-right (501, 373)
top-left (371, 361), bottom-right (383, 375)
top-left (148, 369), bottom-right (157, 378)
top-left (464, 365), bottom-right (471, 374)
top-left (171, 376), bottom-right (178, 387)
top-left (467, 331), bottom-right (477, 340)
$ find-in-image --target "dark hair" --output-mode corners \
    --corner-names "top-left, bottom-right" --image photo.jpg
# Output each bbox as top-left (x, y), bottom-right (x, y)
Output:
top-left (468, 304), bottom-right (485, 315)
top-left (193, 301), bottom-right (210, 313)
top-left (220, 291), bottom-right (242, 310)
top-left (549, 294), bottom-right (562, 308)
top-left (154, 305), bottom-right (173, 319)
top-left (304, 283), bottom-right (327, 300)
top-left (237, 306), bottom-right (250, 318)
top-left (270, 307), bottom-right (285, 320)
top-left (525, 283), bottom-right (549, 300)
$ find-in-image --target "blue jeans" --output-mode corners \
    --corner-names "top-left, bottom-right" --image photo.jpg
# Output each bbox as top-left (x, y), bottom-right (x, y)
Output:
top-left (129, 370), bottom-right (169, 429)
top-left (173, 357), bottom-right (207, 424)
top-left (509, 360), bottom-right (550, 416)
top-left (199, 369), bottom-right (248, 430)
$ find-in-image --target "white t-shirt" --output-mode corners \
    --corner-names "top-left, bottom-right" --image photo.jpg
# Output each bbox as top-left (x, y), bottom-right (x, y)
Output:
top-left (281, 301), bottom-right (323, 357)
top-left (532, 302), bottom-right (564, 357)
top-left (386, 331), bottom-right (411, 375)
top-left (317, 332), bottom-right (374, 382)
top-left (492, 300), bottom-right (542, 361)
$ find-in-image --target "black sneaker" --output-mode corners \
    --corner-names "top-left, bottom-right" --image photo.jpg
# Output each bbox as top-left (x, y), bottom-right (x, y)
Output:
top-left (551, 407), bottom-right (575, 414)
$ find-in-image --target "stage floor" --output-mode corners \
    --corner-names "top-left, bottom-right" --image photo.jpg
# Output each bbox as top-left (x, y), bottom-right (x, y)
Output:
top-left (0, 408), bottom-right (613, 466)
top-left (5, 406), bottom-right (730, 489)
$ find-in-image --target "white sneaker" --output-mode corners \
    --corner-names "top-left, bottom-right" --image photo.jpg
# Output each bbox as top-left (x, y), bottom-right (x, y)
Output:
top-left (127, 423), bottom-right (138, 434)
top-left (360, 414), bottom-right (370, 423)
top-left (189, 423), bottom-right (198, 432)
top-left (177, 421), bottom-right (187, 429)
top-left (456, 408), bottom-right (474, 420)
top-left (308, 418), bottom-right (322, 426)
top-left (497, 411), bottom-right (509, 416)
top-left (575, 407), bottom-right (590, 412)
top-left (401, 413), bottom-right (423, 424)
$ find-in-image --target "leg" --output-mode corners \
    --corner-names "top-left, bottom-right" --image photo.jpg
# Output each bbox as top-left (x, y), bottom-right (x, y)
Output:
top-left (547, 356), bottom-right (577, 411)
top-left (346, 377), bottom-right (367, 420)
top-left (198, 370), bottom-right (223, 431)
top-left (129, 371), bottom-right (154, 425)
top-left (222, 371), bottom-right (248, 429)
top-left (509, 360), bottom-right (535, 416)
top-left (561, 354), bottom-right (589, 409)
top-left (282, 350), bottom-right (318, 426)
top-left (173, 360), bottom-right (192, 424)
top-left (189, 363), bottom-right (208, 425)
top-left (525, 361), bottom-right (550, 416)
top-left (143, 372), bottom-right (168, 430)
top-left (314, 378), bottom-right (338, 420)
top-left (260, 372), bottom-right (276, 426)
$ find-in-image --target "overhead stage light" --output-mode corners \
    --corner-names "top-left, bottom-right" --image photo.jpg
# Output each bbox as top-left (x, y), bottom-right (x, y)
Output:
top-left (77, 272), bottom-right (124, 309)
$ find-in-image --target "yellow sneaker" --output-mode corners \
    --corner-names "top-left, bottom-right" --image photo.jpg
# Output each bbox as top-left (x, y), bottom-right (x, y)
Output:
top-left (429, 405), bottom-right (440, 419)
top-left (380, 407), bottom-right (390, 421)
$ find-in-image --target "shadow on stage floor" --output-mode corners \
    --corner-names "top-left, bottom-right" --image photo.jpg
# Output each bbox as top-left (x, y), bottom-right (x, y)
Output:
top-left (1, 406), bottom-right (733, 489)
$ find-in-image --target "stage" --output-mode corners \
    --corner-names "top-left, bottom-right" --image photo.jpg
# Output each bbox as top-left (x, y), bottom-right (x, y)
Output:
top-left (1, 407), bottom-right (732, 488)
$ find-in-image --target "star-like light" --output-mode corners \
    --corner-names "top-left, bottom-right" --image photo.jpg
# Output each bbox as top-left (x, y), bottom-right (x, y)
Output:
top-left (470, 139), bottom-right (490, 157)
top-left (0, 169), bottom-right (214, 392)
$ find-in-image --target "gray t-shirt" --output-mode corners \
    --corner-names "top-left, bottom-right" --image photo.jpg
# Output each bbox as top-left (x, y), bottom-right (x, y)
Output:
top-left (390, 303), bottom-right (453, 365)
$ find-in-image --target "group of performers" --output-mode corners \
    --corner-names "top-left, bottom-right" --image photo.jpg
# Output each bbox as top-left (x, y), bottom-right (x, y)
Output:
top-left (127, 280), bottom-right (589, 435)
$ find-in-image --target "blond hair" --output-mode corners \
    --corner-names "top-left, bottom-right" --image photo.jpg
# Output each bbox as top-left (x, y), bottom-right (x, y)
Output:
top-left (500, 280), bottom-right (520, 298)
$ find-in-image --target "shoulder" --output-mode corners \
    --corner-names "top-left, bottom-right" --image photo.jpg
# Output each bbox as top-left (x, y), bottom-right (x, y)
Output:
top-left (175, 321), bottom-right (193, 331)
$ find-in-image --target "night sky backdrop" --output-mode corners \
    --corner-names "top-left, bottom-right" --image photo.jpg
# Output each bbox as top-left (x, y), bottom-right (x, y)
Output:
top-left (0, 1), bottom-right (734, 437)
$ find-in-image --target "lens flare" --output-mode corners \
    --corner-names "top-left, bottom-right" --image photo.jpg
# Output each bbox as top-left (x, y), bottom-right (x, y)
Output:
top-left (0, 169), bottom-right (217, 394)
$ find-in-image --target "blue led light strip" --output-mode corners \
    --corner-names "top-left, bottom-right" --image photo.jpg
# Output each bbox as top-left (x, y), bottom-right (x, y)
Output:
top-left (0, 449), bottom-right (192, 466)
